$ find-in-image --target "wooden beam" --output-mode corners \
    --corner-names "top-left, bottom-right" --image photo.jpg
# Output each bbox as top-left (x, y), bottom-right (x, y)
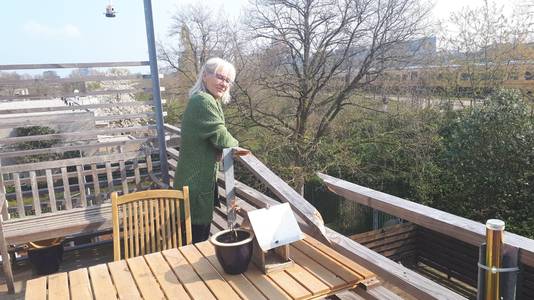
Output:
top-left (0, 138), bottom-right (153, 159)
top-left (0, 101), bottom-right (153, 115)
top-left (0, 61), bottom-right (149, 71)
top-left (325, 227), bottom-right (466, 300)
top-left (317, 172), bottom-right (534, 268)
top-left (0, 74), bottom-right (151, 86)
top-left (0, 213), bottom-right (14, 293)
top-left (0, 151), bottom-right (145, 173)
top-left (236, 153), bottom-right (331, 246)
top-left (0, 126), bottom-right (155, 145)
top-left (0, 88), bottom-right (143, 101)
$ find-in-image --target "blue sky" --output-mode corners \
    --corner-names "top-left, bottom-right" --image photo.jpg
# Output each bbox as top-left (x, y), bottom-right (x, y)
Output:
top-left (0, 0), bottom-right (515, 70)
top-left (0, 0), bottom-right (246, 67)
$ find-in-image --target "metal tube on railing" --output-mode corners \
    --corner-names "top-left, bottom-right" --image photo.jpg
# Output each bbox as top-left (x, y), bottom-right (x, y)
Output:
top-left (485, 219), bottom-right (505, 300)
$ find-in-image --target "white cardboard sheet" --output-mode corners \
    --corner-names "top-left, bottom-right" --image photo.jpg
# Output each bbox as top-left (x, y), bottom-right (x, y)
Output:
top-left (247, 203), bottom-right (304, 252)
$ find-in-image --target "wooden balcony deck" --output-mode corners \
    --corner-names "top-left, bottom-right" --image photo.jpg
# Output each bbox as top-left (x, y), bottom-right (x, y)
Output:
top-left (3, 61), bottom-right (533, 299)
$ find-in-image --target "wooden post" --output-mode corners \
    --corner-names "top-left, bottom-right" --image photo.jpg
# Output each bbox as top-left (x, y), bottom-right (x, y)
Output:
top-left (0, 209), bottom-right (15, 293)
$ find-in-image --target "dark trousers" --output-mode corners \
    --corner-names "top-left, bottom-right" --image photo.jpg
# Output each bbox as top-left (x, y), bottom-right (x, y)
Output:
top-left (187, 184), bottom-right (219, 244)
top-left (192, 223), bottom-right (211, 243)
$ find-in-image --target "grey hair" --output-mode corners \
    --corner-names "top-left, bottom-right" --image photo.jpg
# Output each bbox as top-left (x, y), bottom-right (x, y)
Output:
top-left (189, 57), bottom-right (236, 104)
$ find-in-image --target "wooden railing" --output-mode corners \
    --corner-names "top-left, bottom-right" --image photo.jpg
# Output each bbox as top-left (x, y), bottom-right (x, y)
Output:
top-left (318, 172), bottom-right (534, 299)
top-left (164, 126), bottom-right (466, 300)
top-left (317, 172), bottom-right (534, 268)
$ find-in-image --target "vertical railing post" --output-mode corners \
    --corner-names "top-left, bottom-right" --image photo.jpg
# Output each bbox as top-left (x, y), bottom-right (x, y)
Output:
top-left (143, 0), bottom-right (169, 185)
top-left (372, 209), bottom-right (379, 230)
top-left (0, 209), bottom-right (14, 293)
top-left (222, 148), bottom-right (236, 229)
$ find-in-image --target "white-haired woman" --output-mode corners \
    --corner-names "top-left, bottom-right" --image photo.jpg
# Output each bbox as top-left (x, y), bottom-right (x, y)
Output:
top-left (174, 57), bottom-right (239, 243)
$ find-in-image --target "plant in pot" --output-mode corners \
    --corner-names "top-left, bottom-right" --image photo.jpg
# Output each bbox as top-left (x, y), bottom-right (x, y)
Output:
top-left (210, 228), bottom-right (254, 274)
top-left (27, 237), bottom-right (65, 275)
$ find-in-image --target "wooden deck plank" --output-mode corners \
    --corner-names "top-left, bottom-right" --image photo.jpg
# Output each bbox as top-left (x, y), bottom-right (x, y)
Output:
top-left (179, 243), bottom-right (241, 300)
top-left (68, 268), bottom-right (93, 300)
top-left (303, 235), bottom-right (375, 279)
top-left (47, 272), bottom-right (69, 300)
top-left (24, 276), bottom-right (47, 300)
top-left (267, 267), bottom-right (311, 299)
top-left (108, 260), bottom-right (142, 300)
top-left (294, 240), bottom-right (363, 282)
top-left (195, 241), bottom-right (267, 300)
top-left (242, 263), bottom-right (292, 300)
top-left (144, 252), bottom-right (191, 299)
top-left (289, 245), bottom-right (346, 289)
top-left (88, 263), bottom-right (118, 300)
top-left (162, 248), bottom-right (216, 300)
top-left (126, 255), bottom-right (165, 300)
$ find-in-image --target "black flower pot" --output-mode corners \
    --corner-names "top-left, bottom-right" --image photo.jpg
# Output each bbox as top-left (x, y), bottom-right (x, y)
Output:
top-left (210, 228), bottom-right (254, 274)
top-left (27, 238), bottom-right (64, 275)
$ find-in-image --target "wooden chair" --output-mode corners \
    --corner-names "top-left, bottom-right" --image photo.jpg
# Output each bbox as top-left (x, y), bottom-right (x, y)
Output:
top-left (111, 189), bottom-right (191, 260)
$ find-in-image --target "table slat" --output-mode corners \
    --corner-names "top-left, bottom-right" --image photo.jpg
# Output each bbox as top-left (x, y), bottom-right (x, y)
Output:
top-left (267, 267), bottom-right (311, 299)
top-left (162, 248), bottom-right (217, 300)
top-left (294, 240), bottom-right (362, 282)
top-left (144, 252), bottom-right (191, 299)
top-left (89, 264), bottom-right (118, 300)
top-left (48, 272), bottom-right (69, 300)
top-left (108, 260), bottom-right (142, 299)
top-left (195, 241), bottom-right (267, 300)
top-left (126, 255), bottom-right (165, 300)
top-left (25, 276), bottom-right (47, 300)
top-left (68, 268), bottom-right (93, 300)
top-left (180, 244), bottom-right (241, 300)
top-left (303, 235), bottom-right (374, 278)
top-left (290, 245), bottom-right (346, 289)
top-left (284, 261), bottom-right (330, 295)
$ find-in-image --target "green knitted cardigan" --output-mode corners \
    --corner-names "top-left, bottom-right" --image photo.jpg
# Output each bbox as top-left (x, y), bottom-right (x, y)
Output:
top-left (174, 91), bottom-right (238, 225)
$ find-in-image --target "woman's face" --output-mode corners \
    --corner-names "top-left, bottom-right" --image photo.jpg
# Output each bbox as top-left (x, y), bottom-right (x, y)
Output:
top-left (203, 68), bottom-right (234, 99)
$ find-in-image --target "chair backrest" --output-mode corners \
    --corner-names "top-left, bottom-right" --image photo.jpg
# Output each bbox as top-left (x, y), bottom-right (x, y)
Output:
top-left (111, 188), bottom-right (191, 260)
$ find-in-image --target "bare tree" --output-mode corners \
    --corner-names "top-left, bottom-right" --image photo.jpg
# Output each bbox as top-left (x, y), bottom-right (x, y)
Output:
top-left (233, 0), bottom-right (431, 193)
top-left (159, 4), bottom-right (235, 80)
top-left (437, 0), bottom-right (534, 101)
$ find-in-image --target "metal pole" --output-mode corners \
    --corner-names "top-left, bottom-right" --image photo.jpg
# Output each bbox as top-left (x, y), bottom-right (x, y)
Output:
top-left (485, 219), bottom-right (505, 300)
top-left (143, 0), bottom-right (169, 185)
top-left (222, 148), bottom-right (236, 229)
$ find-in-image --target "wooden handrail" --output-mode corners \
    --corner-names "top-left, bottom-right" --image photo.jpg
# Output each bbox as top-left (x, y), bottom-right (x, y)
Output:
top-left (0, 126), bottom-right (155, 145)
top-left (0, 61), bottom-right (149, 71)
top-left (317, 172), bottom-right (534, 268)
top-left (236, 152), bottom-right (331, 246)
top-left (163, 124), bottom-right (181, 135)
top-left (216, 174), bottom-right (465, 300)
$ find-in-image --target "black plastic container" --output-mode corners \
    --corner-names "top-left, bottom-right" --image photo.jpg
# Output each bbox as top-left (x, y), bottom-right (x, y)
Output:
top-left (27, 238), bottom-right (64, 275)
top-left (210, 228), bottom-right (254, 274)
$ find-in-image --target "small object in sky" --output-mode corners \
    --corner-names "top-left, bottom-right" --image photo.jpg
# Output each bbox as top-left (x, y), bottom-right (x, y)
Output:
top-left (104, 1), bottom-right (116, 18)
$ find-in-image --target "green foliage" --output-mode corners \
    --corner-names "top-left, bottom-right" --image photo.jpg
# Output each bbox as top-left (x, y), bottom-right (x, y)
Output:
top-left (86, 82), bottom-right (102, 91)
top-left (237, 90), bottom-right (534, 238)
top-left (15, 126), bottom-right (80, 163)
top-left (16, 126), bottom-right (58, 150)
top-left (435, 90), bottom-right (534, 237)
top-left (164, 100), bottom-right (186, 126)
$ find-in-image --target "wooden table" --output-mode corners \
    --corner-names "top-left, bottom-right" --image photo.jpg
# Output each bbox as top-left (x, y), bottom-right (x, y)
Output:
top-left (25, 235), bottom-right (374, 300)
